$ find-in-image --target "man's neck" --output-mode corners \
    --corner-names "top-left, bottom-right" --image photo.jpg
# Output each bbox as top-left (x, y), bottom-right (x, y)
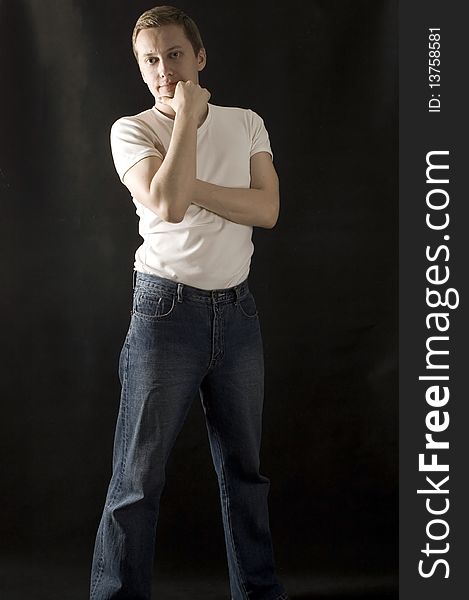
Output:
top-left (154, 103), bottom-right (209, 127)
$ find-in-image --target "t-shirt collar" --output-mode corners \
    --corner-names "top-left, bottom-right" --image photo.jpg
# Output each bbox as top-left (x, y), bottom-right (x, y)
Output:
top-left (152, 103), bottom-right (212, 133)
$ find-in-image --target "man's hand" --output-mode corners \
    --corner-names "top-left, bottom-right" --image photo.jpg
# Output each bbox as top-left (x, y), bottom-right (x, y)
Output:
top-left (158, 81), bottom-right (210, 123)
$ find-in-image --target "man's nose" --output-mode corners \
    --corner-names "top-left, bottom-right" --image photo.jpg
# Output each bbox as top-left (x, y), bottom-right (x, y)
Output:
top-left (158, 59), bottom-right (173, 78)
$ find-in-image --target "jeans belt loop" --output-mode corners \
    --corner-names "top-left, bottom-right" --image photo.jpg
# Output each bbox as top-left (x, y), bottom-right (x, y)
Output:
top-left (177, 283), bottom-right (183, 303)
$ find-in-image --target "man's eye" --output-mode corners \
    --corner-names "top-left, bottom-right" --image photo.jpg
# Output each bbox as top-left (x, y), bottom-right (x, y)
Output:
top-left (170, 52), bottom-right (180, 58)
top-left (146, 57), bottom-right (157, 64)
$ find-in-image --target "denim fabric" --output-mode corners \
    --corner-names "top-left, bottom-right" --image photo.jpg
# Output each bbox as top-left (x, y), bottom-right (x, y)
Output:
top-left (90, 272), bottom-right (288, 600)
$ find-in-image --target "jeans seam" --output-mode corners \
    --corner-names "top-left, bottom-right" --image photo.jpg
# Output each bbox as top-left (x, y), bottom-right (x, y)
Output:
top-left (91, 343), bottom-right (130, 598)
top-left (236, 292), bottom-right (259, 319)
top-left (91, 338), bottom-right (130, 598)
top-left (207, 301), bottom-right (225, 372)
top-left (90, 525), bottom-right (105, 599)
top-left (212, 423), bottom-right (249, 599)
top-left (106, 344), bottom-right (130, 508)
top-left (132, 290), bottom-right (177, 321)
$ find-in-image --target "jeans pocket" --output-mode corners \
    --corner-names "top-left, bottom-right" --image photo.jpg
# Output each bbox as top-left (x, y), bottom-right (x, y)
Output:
top-left (132, 289), bottom-right (176, 320)
top-left (236, 292), bottom-right (259, 318)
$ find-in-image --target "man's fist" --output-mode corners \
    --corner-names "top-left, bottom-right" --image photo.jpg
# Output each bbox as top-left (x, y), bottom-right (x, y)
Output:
top-left (158, 80), bottom-right (210, 122)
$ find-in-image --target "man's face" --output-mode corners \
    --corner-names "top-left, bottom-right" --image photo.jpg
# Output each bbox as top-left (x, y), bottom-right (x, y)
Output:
top-left (136, 24), bottom-right (206, 112)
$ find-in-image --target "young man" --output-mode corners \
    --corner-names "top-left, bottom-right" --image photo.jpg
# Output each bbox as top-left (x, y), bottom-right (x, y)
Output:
top-left (90, 6), bottom-right (288, 600)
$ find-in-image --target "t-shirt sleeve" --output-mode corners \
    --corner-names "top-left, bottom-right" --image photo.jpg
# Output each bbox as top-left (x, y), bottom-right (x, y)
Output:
top-left (248, 110), bottom-right (273, 160)
top-left (110, 116), bottom-right (165, 183)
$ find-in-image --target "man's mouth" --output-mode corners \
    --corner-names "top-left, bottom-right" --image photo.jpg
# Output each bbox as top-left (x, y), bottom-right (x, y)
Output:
top-left (158, 82), bottom-right (177, 93)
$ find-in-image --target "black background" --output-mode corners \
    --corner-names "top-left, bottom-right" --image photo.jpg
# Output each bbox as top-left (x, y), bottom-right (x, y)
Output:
top-left (1, 0), bottom-right (397, 597)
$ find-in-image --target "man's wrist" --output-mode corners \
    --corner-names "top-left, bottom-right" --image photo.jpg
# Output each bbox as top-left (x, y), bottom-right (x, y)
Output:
top-left (174, 109), bottom-right (199, 127)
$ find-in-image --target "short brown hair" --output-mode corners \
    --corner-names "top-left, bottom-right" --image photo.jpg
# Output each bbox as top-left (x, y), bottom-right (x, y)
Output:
top-left (132, 5), bottom-right (204, 61)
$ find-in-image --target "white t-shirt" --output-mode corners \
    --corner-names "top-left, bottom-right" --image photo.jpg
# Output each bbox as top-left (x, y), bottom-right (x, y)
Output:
top-left (110, 103), bottom-right (273, 290)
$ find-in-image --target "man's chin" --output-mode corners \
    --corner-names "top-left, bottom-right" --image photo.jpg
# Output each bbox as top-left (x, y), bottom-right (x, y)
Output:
top-left (156, 93), bottom-right (174, 102)
top-left (154, 97), bottom-right (176, 115)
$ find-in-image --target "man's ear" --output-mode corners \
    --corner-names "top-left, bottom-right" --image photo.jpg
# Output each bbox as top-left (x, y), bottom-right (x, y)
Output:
top-left (197, 48), bottom-right (207, 72)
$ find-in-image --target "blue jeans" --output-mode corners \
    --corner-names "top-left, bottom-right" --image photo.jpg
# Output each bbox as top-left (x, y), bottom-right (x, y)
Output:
top-left (90, 272), bottom-right (288, 600)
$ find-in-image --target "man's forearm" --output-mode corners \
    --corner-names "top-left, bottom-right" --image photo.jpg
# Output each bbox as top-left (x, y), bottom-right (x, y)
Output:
top-left (149, 113), bottom-right (198, 222)
top-left (193, 179), bottom-right (279, 228)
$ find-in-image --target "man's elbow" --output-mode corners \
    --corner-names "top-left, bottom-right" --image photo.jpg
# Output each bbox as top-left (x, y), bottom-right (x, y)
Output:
top-left (262, 194), bottom-right (279, 229)
top-left (161, 205), bottom-right (186, 223)
top-left (147, 198), bottom-right (184, 223)
top-left (263, 213), bottom-right (278, 229)
top-left (150, 184), bottom-right (187, 223)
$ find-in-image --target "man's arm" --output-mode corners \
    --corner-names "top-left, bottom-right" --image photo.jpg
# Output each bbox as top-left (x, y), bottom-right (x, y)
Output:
top-left (192, 151), bottom-right (280, 229)
top-left (122, 81), bottom-right (210, 223)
